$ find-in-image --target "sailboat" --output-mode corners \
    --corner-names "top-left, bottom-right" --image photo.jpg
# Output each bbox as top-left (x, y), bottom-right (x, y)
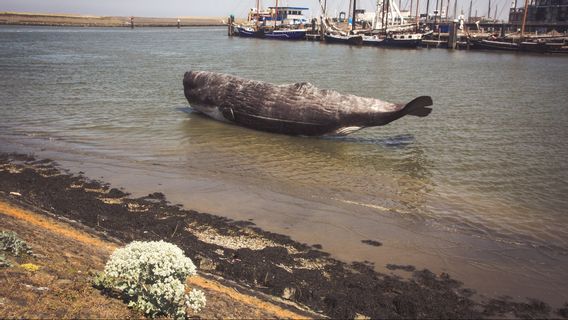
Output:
top-left (362, 0), bottom-right (424, 47)
top-left (235, 0), bottom-right (307, 40)
top-left (322, 0), bottom-right (364, 45)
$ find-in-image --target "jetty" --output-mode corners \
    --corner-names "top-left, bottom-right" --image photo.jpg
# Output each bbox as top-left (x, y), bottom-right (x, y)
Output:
top-left (0, 12), bottom-right (228, 27)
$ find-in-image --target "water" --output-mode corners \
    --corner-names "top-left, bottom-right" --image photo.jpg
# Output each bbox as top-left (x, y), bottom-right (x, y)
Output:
top-left (1, 25), bottom-right (567, 305)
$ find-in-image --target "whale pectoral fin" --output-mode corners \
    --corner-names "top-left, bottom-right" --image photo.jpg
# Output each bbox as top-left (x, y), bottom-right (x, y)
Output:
top-left (404, 96), bottom-right (433, 117)
top-left (221, 106), bottom-right (235, 121)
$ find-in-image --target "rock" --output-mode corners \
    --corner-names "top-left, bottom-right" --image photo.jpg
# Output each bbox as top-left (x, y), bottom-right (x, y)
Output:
top-left (196, 255), bottom-right (217, 271)
top-left (54, 279), bottom-right (74, 286)
top-left (282, 287), bottom-right (296, 300)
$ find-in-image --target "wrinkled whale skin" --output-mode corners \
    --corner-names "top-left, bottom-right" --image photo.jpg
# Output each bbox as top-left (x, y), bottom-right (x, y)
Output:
top-left (183, 71), bottom-right (433, 136)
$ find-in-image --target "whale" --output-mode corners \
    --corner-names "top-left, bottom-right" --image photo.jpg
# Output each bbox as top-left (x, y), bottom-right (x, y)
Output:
top-left (183, 71), bottom-right (433, 136)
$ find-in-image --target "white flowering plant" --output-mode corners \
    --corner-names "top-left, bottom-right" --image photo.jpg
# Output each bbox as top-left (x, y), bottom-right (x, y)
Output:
top-left (94, 240), bottom-right (206, 319)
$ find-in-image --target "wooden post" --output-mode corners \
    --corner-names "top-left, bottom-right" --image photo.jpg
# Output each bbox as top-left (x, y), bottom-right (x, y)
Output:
top-left (177, 18), bottom-right (181, 29)
top-left (228, 15), bottom-right (235, 36)
top-left (448, 20), bottom-right (458, 48)
top-left (130, 16), bottom-right (134, 29)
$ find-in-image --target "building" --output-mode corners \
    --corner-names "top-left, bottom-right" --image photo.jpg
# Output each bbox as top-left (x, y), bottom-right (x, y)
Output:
top-left (509, 0), bottom-right (568, 31)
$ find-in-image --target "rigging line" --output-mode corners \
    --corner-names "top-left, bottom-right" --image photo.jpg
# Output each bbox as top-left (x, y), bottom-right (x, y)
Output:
top-left (496, 0), bottom-right (509, 20)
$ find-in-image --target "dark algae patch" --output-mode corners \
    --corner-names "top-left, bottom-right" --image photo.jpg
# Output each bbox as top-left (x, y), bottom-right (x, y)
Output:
top-left (0, 153), bottom-right (564, 319)
top-left (386, 264), bottom-right (416, 272)
top-left (361, 239), bottom-right (383, 247)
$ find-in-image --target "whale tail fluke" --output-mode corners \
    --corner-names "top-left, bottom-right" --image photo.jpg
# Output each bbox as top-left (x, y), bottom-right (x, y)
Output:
top-left (370, 96), bottom-right (433, 126)
top-left (405, 96), bottom-right (433, 117)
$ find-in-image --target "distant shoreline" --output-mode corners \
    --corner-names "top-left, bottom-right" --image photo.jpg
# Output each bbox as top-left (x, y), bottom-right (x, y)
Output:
top-left (0, 12), bottom-right (232, 27)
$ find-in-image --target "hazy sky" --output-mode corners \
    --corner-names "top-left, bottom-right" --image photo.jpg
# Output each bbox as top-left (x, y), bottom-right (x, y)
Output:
top-left (1, 0), bottom-right (515, 20)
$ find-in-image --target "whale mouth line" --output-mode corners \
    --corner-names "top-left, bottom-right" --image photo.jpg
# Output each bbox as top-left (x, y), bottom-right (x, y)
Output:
top-left (229, 110), bottom-right (325, 126)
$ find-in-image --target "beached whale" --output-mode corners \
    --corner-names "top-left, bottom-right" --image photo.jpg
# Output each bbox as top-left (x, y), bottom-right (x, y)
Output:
top-left (183, 71), bottom-right (433, 136)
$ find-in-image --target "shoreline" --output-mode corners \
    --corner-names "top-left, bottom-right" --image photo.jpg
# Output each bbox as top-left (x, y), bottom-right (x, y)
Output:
top-left (1, 152), bottom-right (565, 318)
top-left (0, 12), bottom-right (230, 27)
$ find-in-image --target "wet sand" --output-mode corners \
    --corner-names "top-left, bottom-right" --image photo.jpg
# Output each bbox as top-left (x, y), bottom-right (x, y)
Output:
top-left (0, 12), bottom-right (229, 27)
top-left (1, 152), bottom-right (566, 319)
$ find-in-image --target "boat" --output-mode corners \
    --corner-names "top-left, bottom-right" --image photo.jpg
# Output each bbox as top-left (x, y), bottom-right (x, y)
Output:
top-left (234, 1), bottom-right (308, 40)
top-left (235, 25), bottom-right (307, 40)
top-left (320, 0), bottom-right (365, 46)
top-left (384, 33), bottom-right (423, 48)
top-left (363, 0), bottom-right (424, 48)
top-left (324, 33), bottom-right (363, 45)
top-left (183, 71), bottom-right (433, 136)
top-left (469, 39), bottom-right (519, 51)
top-left (544, 42), bottom-right (568, 54)
top-left (362, 35), bottom-right (386, 46)
top-left (519, 41), bottom-right (547, 53)
top-left (364, 33), bottom-right (423, 48)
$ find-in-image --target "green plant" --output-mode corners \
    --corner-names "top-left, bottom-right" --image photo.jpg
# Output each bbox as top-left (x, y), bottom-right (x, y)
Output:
top-left (0, 231), bottom-right (33, 256)
top-left (0, 253), bottom-right (11, 268)
top-left (94, 240), bottom-right (206, 319)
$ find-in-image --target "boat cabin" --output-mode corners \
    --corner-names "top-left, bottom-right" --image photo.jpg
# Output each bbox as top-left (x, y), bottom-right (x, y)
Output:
top-left (266, 7), bottom-right (309, 25)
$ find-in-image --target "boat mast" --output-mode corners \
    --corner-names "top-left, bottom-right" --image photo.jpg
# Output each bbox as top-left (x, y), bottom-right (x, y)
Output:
top-left (416, 0), bottom-right (421, 30)
top-left (453, 0), bottom-right (457, 19)
top-left (274, 0), bottom-right (278, 28)
top-left (256, 0), bottom-right (260, 28)
top-left (352, 0), bottom-right (357, 32)
top-left (381, 0), bottom-right (386, 31)
top-left (426, 0), bottom-right (431, 25)
top-left (494, 4), bottom-right (498, 20)
top-left (384, 0), bottom-right (389, 33)
top-left (434, 0), bottom-right (439, 23)
top-left (521, 0), bottom-right (529, 37)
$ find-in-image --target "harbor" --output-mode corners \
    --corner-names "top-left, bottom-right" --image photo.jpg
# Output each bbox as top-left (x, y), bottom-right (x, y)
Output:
top-left (228, 0), bottom-right (568, 53)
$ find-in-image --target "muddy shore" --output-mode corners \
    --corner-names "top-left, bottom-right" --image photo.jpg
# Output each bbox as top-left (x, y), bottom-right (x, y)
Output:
top-left (1, 153), bottom-right (566, 319)
top-left (0, 12), bottom-right (229, 27)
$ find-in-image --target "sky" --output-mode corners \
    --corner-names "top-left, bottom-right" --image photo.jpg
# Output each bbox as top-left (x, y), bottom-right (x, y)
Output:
top-left (1, 0), bottom-right (517, 21)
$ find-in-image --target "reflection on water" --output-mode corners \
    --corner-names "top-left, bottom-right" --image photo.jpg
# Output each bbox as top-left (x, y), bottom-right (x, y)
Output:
top-left (179, 109), bottom-right (433, 218)
top-left (1, 25), bottom-right (568, 306)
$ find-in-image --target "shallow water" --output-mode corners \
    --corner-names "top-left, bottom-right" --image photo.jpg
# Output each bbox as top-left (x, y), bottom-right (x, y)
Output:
top-left (1, 26), bottom-right (567, 305)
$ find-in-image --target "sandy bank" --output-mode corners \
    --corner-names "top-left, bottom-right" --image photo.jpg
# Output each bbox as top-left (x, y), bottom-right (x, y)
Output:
top-left (0, 197), bottom-right (313, 319)
top-left (0, 12), bottom-right (229, 27)
top-left (0, 153), bottom-right (565, 319)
